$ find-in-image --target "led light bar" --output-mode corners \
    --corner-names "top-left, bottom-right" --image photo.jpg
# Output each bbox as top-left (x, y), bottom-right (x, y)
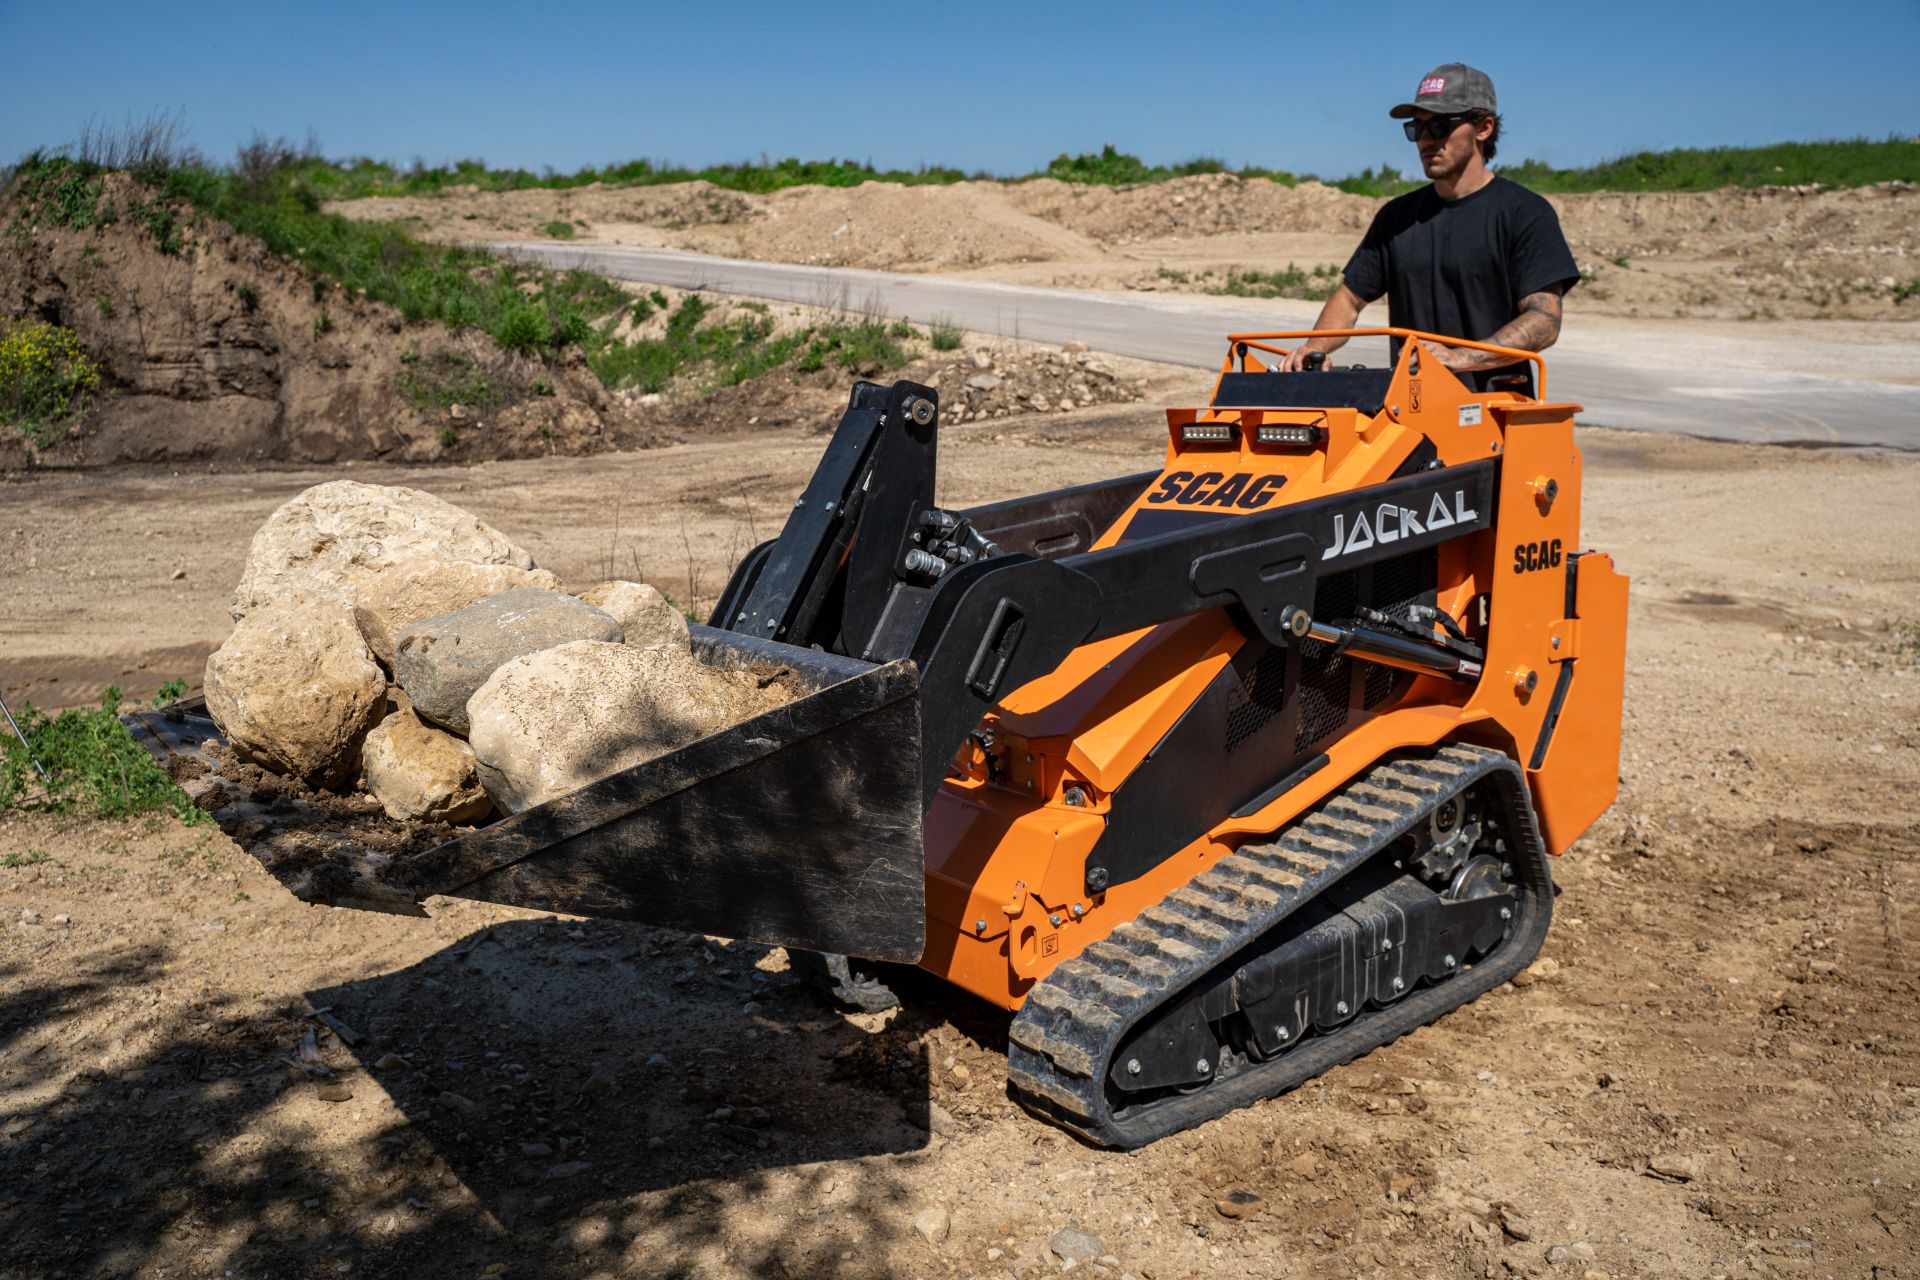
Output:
top-left (1255, 424), bottom-right (1321, 446)
top-left (1179, 422), bottom-right (1235, 443)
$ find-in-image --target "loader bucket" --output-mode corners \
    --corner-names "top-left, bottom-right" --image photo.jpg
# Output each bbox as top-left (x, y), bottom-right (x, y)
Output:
top-left (127, 626), bottom-right (929, 963)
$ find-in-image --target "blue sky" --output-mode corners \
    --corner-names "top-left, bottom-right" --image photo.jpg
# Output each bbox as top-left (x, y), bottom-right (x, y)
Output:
top-left (3, 0), bottom-right (1915, 178)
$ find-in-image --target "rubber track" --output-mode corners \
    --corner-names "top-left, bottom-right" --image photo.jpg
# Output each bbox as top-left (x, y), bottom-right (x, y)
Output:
top-left (1006, 744), bottom-right (1553, 1148)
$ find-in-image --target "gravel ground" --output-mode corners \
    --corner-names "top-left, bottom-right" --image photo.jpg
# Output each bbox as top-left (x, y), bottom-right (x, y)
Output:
top-left (2, 408), bottom-right (1918, 1280)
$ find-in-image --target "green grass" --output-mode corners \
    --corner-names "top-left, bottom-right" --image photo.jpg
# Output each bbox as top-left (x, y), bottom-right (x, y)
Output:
top-left (1160, 263), bottom-right (1345, 301)
top-left (7, 150), bottom-right (923, 419)
top-left (0, 683), bottom-right (207, 824)
top-left (588, 294), bottom-right (914, 394)
top-left (39, 156), bottom-right (639, 360)
top-left (167, 138), bottom-right (1909, 204)
top-left (541, 218), bottom-right (575, 239)
top-left (398, 349), bottom-right (516, 415)
top-left (284, 155), bottom-right (980, 201)
top-left (3, 155), bottom-right (111, 236)
top-left (1325, 164), bottom-right (1423, 199)
top-left (1501, 138), bottom-right (1920, 193)
top-left (929, 314), bottom-right (964, 351)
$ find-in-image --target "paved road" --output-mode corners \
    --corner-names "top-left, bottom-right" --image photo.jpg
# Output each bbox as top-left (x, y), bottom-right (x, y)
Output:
top-left (495, 243), bottom-right (1920, 451)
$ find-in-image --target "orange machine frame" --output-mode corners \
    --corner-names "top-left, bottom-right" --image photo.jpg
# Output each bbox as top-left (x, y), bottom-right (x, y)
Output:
top-left (917, 330), bottom-right (1628, 1010)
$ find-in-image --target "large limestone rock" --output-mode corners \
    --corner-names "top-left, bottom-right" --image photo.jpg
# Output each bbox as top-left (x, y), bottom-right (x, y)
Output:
top-left (355, 558), bottom-right (563, 668)
top-left (393, 588), bottom-right (623, 734)
top-left (203, 593), bottom-right (385, 786)
top-left (230, 481), bottom-right (536, 622)
top-left (466, 640), bottom-right (791, 814)
top-left (577, 580), bottom-right (691, 657)
top-left (362, 706), bottom-right (493, 824)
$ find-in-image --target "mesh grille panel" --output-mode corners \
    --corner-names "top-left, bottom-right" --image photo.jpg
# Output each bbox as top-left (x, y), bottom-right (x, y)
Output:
top-left (1362, 661), bottom-right (1403, 709)
top-left (1360, 547), bottom-right (1437, 709)
top-left (1370, 547), bottom-right (1434, 623)
top-left (1295, 569), bottom-right (1360, 750)
top-left (1224, 645), bottom-right (1288, 753)
top-left (1294, 642), bottom-right (1350, 750)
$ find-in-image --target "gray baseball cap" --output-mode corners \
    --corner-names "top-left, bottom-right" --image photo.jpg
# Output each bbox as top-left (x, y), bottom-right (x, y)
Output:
top-left (1389, 63), bottom-right (1497, 118)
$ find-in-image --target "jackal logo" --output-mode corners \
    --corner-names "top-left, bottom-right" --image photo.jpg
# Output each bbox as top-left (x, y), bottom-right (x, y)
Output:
top-left (1321, 489), bottom-right (1479, 561)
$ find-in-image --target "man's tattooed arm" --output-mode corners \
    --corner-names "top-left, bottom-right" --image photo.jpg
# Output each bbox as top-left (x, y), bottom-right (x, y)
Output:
top-left (1432, 284), bottom-right (1566, 371)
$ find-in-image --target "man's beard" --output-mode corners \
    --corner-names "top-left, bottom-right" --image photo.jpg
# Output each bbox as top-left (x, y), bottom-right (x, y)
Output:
top-left (1421, 146), bottom-right (1466, 182)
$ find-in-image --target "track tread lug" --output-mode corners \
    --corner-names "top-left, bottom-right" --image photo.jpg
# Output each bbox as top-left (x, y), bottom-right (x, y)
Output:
top-left (1006, 745), bottom-right (1549, 1149)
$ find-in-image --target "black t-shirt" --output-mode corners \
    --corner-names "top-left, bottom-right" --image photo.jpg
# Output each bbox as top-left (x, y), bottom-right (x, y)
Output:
top-left (1343, 176), bottom-right (1579, 391)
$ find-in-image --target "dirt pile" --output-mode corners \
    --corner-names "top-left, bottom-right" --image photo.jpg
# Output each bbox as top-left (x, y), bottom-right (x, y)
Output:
top-left (0, 172), bottom-right (649, 468)
top-left (345, 172), bottom-right (1920, 320)
top-left (624, 334), bottom-right (1160, 443)
top-left (1006, 173), bottom-right (1378, 245)
top-left (921, 340), bottom-right (1152, 423)
top-left (346, 179), bottom-right (1102, 272)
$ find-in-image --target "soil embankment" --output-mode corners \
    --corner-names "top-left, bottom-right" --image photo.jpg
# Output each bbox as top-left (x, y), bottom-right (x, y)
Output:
top-left (0, 174), bottom-right (650, 470)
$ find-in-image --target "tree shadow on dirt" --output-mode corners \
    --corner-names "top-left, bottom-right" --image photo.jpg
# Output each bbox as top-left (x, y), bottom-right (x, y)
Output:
top-left (0, 916), bottom-right (968, 1278)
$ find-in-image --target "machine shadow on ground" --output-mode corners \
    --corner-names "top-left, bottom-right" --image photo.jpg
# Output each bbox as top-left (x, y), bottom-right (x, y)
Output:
top-left (2, 916), bottom-right (963, 1278)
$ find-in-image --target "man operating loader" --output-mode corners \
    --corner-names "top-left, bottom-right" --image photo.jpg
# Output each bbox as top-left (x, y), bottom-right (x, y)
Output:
top-left (1280, 63), bottom-right (1579, 392)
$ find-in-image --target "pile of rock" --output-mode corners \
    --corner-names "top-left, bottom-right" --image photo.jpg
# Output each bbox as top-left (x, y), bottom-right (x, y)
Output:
top-left (930, 341), bottom-right (1150, 424)
top-left (202, 480), bottom-right (791, 826)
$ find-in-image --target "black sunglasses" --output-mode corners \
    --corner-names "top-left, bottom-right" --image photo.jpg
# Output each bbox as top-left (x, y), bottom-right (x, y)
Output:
top-left (1403, 113), bottom-right (1478, 142)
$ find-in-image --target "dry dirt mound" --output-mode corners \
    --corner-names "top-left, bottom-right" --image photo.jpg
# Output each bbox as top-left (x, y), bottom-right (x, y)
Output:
top-left (342, 172), bottom-right (1920, 321)
top-left (1552, 182), bottom-right (1916, 318)
top-left (1005, 173), bottom-right (1379, 245)
top-left (347, 178), bottom-right (764, 242)
top-left (0, 173), bottom-right (660, 469)
top-left (346, 178), bottom-right (1098, 272)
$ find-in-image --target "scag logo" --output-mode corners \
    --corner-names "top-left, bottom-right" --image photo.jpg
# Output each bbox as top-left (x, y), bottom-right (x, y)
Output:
top-left (1513, 538), bottom-right (1563, 574)
top-left (1146, 471), bottom-right (1287, 510)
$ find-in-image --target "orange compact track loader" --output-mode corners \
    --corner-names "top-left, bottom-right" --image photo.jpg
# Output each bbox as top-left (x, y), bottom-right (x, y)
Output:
top-left (133, 328), bottom-right (1629, 1147)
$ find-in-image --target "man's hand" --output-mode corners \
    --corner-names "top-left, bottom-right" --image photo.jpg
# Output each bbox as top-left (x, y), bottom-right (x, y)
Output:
top-left (1279, 282), bottom-right (1367, 370)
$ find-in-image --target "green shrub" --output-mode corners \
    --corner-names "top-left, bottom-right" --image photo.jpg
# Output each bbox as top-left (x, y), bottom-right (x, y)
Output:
top-left (929, 314), bottom-right (964, 351)
top-left (0, 685), bottom-right (206, 823)
top-left (1328, 164), bottom-right (1420, 199)
top-left (493, 303), bottom-right (548, 354)
top-left (0, 319), bottom-right (101, 446)
top-left (3, 154), bottom-right (111, 232)
top-left (1047, 145), bottom-right (1157, 185)
top-left (234, 279), bottom-right (259, 309)
top-left (1499, 138), bottom-right (1920, 193)
top-left (1043, 146), bottom-right (1248, 186)
top-left (542, 219), bottom-right (576, 239)
top-left (1207, 263), bottom-right (1344, 301)
top-left (398, 351), bottom-right (509, 415)
top-left (125, 196), bottom-right (183, 253)
top-left (795, 320), bottom-right (909, 374)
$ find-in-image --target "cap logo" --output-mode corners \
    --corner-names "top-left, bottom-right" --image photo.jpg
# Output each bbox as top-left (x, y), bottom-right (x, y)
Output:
top-left (1419, 77), bottom-right (1447, 96)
